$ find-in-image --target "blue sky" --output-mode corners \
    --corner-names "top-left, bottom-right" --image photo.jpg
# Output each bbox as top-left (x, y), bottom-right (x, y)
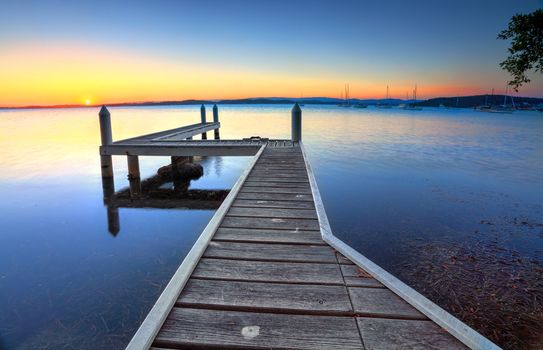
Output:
top-left (1, 0), bottom-right (542, 105)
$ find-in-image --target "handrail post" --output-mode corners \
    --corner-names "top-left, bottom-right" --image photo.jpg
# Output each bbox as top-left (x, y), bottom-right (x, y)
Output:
top-left (200, 104), bottom-right (207, 140)
top-left (99, 106), bottom-right (114, 178)
top-left (213, 104), bottom-right (220, 139)
top-left (291, 102), bottom-right (302, 142)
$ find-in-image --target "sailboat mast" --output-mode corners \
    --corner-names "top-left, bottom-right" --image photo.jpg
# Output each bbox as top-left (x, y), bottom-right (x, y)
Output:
top-left (491, 88), bottom-right (494, 105)
top-left (503, 86), bottom-right (508, 106)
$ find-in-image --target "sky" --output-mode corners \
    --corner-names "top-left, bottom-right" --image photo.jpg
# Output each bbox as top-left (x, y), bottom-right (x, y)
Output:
top-left (0, 0), bottom-right (542, 107)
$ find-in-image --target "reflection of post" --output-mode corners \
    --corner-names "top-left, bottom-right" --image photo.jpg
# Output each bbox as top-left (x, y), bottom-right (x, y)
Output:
top-left (213, 104), bottom-right (220, 139)
top-left (101, 176), bottom-right (120, 236)
top-left (99, 106), bottom-right (114, 178)
top-left (127, 155), bottom-right (141, 197)
top-left (171, 156), bottom-right (183, 191)
top-left (200, 104), bottom-right (207, 140)
top-left (107, 206), bottom-right (120, 236)
top-left (101, 176), bottom-right (115, 201)
top-left (291, 102), bottom-right (302, 142)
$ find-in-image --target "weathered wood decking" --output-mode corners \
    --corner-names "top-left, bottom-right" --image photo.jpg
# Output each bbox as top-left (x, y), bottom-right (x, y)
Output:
top-left (96, 105), bottom-right (498, 350)
top-left (141, 142), bottom-right (468, 350)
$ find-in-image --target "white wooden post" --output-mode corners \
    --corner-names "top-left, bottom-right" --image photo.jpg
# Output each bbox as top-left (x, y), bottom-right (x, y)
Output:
top-left (291, 103), bottom-right (302, 142)
top-left (213, 104), bottom-right (220, 139)
top-left (200, 104), bottom-right (207, 140)
top-left (99, 106), bottom-right (114, 178)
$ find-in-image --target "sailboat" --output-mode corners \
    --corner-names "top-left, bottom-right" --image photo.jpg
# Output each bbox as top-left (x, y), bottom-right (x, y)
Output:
top-left (376, 85), bottom-right (392, 108)
top-left (339, 84), bottom-right (352, 107)
top-left (486, 86), bottom-right (515, 114)
top-left (474, 88), bottom-right (493, 111)
top-left (403, 84), bottom-right (422, 110)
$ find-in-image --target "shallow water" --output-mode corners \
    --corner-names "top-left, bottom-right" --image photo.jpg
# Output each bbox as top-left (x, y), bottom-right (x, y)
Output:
top-left (0, 105), bottom-right (542, 348)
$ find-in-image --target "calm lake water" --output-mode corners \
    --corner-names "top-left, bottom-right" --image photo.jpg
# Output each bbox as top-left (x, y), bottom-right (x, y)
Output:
top-left (0, 105), bottom-right (542, 349)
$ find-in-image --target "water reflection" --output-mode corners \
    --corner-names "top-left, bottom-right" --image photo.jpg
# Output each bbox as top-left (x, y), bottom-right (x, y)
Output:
top-left (101, 156), bottom-right (229, 236)
top-left (1, 105), bottom-right (542, 349)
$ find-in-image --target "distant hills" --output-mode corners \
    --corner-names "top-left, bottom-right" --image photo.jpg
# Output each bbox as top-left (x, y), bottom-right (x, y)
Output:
top-left (2, 95), bottom-right (542, 109)
top-left (415, 95), bottom-right (543, 108)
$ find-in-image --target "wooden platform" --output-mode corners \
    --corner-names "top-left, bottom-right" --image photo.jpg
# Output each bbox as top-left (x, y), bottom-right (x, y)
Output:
top-left (144, 142), bottom-right (467, 350)
top-left (100, 122), bottom-right (268, 156)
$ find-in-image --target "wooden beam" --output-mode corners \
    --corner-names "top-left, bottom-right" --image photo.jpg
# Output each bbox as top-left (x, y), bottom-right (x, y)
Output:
top-left (100, 143), bottom-right (260, 156)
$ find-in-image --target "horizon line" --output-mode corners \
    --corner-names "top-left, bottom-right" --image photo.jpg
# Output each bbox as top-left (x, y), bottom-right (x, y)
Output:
top-left (2, 93), bottom-right (543, 110)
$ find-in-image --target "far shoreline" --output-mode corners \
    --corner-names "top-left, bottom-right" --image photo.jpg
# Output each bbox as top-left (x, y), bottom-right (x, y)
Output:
top-left (1, 94), bottom-right (543, 110)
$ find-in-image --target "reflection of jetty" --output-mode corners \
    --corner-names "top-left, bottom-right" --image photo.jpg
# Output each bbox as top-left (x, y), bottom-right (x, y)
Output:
top-left (97, 105), bottom-right (498, 349)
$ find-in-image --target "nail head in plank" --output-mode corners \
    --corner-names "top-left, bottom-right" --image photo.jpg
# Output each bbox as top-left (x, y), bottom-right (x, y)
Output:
top-left (155, 308), bottom-right (363, 350)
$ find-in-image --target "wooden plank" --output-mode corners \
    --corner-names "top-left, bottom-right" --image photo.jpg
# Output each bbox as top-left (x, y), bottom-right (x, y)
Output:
top-left (245, 177), bottom-right (309, 183)
top-left (244, 181), bottom-right (311, 188)
top-left (192, 258), bottom-right (344, 285)
top-left (344, 277), bottom-right (385, 288)
top-left (257, 161), bottom-right (306, 166)
top-left (260, 154), bottom-right (303, 157)
top-left (155, 308), bottom-right (363, 350)
top-left (178, 279), bottom-right (353, 315)
top-left (336, 252), bottom-right (355, 265)
top-left (204, 241), bottom-right (337, 263)
top-left (254, 167), bottom-right (307, 172)
top-left (341, 264), bottom-right (373, 277)
top-left (262, 147), bottom-right (298, 152)
top-left (357, 318), bottom-right (468, 350)
top-left (240, 186), bottom-right (313, 194)
top-left (213, 227), bottom-right (324, 245)
top-left (233, 199), bottom-right (315, 209)
top-left (255, 162), bottom-right (306, 167)
top-left (152, 123), bottom-right (221, 141)
top-left (250, 171), bottom-right (308, 178)
top-left (348, 287), bottom-right (426, 320)
top-left (100, 144), bottom-right (260, 157)
top-left (126, 145), bottom-right (266, 350)
top-left (227, 207), bottom-right (318, 219)
top-left (236, 192), bottom-right (313, 201)
top-left (112, 122), bottom-right (219, 143)
top-left (221, 216), bottom-right (319, 230)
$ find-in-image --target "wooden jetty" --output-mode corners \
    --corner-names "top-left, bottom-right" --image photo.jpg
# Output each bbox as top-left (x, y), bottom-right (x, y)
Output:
top-left (98, 104), bottom-right (500, 350)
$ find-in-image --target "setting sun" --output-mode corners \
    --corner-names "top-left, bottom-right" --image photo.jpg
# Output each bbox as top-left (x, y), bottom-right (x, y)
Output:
top-left (85, 99), bottom-right (91, 106)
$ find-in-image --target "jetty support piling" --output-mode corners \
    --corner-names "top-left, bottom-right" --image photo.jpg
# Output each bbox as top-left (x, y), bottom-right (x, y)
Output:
top-left (213, 104), bottom-right (220, 139)
top-left (107, 206), bottom-right (120, 236)
top-left (101, 176), bottom-right (120, 236)
top-left (127, 155), bottom-right (142, 198)
top-left (99, 106), bottom-right (114, 178)
top-left (200, 104), bottom-right (207, 140)
top-left (291, 102), bottom-right (302, 141)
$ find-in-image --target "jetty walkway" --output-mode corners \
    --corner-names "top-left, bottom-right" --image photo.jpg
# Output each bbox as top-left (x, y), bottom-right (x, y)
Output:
top-left (97, 104), bottom-right (500, 350)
